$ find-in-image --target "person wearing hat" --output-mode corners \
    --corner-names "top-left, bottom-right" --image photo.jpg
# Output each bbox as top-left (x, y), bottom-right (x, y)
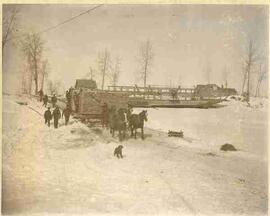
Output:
top-left (62, 105), bottom-right (71, 126)
top-left (44, 107), bottom-right (52, 127)
top-left (53, 106), bottom-right (61, 128)
top-left (43, 94), bottom-right (48, 107)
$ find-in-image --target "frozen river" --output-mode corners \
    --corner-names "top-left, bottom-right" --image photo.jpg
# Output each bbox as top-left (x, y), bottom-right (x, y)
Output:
top-left (134, 99), bottom-right (268, 158)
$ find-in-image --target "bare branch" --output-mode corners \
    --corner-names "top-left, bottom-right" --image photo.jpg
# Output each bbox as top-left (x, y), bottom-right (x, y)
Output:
top-left (2, 6), bottom-right (19, 51)
top-left (97, 48), bottom-right (111, 90)
top-left (20, 33), bottom-right (45, 95)
top-left (136, 39), bottom-right (154, 88)
top-left (110, 57), bottom-right (121, 86)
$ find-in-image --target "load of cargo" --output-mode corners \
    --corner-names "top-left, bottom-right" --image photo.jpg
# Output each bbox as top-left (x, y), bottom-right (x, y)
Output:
top-left (69, 87), bottom-right (129, 122)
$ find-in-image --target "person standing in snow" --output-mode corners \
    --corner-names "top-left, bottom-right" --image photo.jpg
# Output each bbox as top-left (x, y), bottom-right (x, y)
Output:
top-left (51, 94), bottom-right (57, 108)
top-left (62, 105), bottom-right (71, 125)
top-left (44, 107), bottom-right (52, 127)
top-left (38, 89), bottom-right (44, 102)
top-left (53, 106), bottom-right (61, 128)
top-left (43, 94), bottom-right (48, 107)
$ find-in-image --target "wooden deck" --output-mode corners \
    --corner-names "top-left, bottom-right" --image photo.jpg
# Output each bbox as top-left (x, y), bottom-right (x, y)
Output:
top-left (107, 85), bottom-right (223, 108)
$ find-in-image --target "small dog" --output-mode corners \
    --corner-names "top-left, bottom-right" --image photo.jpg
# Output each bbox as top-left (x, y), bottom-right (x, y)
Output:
top-left (114, 145), bottom-right (124, 159)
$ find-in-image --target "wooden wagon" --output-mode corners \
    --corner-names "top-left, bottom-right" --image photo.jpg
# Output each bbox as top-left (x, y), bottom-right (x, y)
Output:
top-left (70, 88), bottom-right (129, 122)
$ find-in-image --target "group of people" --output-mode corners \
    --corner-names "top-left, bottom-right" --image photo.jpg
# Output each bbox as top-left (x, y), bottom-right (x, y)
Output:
top-left (44, 105), bottom-right (71, 128)
top-left (38, 89), bottom-right (71, 129)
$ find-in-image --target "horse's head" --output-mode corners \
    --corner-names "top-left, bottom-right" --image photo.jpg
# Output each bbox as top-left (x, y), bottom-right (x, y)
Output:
top-left (140, 110), bottom-right (148, 122)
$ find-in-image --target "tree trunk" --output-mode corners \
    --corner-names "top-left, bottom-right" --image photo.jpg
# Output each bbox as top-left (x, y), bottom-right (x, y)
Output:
top-left (143, 64), bottom-right (147, 88)
top-left (255, 64), bottom-right (262, 97)
top-left (256, 80), bottom-right (263, 97)
top-left (101, 54), bottom-right (107, 90)
top-left (29, 69), bottom-right (33, 95)
top-left (34, 56), bottom-right (38, 95)
top-left (241, 69), bottom-right (247, 95)
top-left (246, 62), bottom-right (251, 102)
top-left (27, 55), bottom-right (33, 95)
top-left (40, 72), bottom-right (45, 91)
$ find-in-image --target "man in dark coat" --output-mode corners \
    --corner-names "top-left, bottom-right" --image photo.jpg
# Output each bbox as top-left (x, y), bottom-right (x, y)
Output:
top-left (44, 107), bottom-right (52, 127)
top-left (38, 89), bottom-right (44, 102)
top-left (62, 105), bottom-right (71, 125)
top-left (53, 106), bottom-right (61, 128)
top-left (51, 94), bottom-right (57, 108)
top-left (43, 94), bottom-right (48, 107)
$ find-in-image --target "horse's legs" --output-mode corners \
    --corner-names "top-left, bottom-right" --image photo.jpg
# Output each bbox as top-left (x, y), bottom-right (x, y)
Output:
top-left (130, 126), bottom-right (133, 137)
top-left (123, 124), bottom-right (126, 139)
top-left (141, 127), bottom-right (144, 140)
top-left (135, 129), bottom-right (137, 139)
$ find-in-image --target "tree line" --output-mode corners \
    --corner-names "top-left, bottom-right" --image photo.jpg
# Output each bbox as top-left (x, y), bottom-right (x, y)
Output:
top-left (2, 6), bottom-right (154, 94)
top-left (86, 39), bottom-right (154, 90)
top-left (2, 6), bottom-right (266, 99)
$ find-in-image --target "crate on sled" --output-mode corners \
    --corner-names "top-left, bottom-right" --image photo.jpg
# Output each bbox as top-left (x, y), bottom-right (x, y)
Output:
top-left (168, 130), bottom-right (184, 138)
top-left (71, 89), bottom-right (129, 121)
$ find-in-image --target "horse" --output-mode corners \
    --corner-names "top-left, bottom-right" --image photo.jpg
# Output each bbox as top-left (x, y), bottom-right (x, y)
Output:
top-left (108, 107), bottom-right (127, 141)
top-left (129, 110), bottom-right (148, 140)
top-left (125, 107), bottom-right (133, 131)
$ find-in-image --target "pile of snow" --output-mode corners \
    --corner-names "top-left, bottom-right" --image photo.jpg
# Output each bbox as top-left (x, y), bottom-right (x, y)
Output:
top-left (224, 95), bottom-right (268, 110)
top-left (226, 95), bottom-right (245, 101)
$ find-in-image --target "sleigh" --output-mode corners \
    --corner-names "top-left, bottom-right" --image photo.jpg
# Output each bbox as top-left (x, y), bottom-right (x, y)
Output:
top-left (168, 130), bottom-right (184, 138)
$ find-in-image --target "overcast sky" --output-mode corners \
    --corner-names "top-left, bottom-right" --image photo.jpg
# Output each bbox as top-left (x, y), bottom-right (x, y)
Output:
top-left (3, 4), bottom-right (269, 94)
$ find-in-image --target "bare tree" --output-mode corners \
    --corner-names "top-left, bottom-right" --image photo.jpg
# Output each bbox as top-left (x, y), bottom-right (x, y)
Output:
top-left (40, 59), bottom-right (50, 91)
top-left (98, 49), bottom-right (111, 90)
top-left (222, 65), bottom-right (228, 88)
top-left (137, 39), bottom-right (154, 88)
top-left (241, 62), bottom-right (247, 95)
top-left (2, 6), bottom-right (19, 54)
top-left (21, 51), bottom-right (34, 94)
top-left (110, 57), bottom-right (121, 87)
top-left (84, 66), bottom-right (95, 80)
top-left (21, 33), bottom-right (44, 95)
top-left (47, 79), bottom-right (63, 96)
top-left (255, 63), bottom-right (266, 97)
top-left (242, 39), bottom-right (258, 102)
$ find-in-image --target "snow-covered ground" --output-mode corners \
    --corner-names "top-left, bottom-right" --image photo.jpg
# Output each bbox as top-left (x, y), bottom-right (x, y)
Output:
top-left (2, 94), bottom-right (268, 215)
top-left (135, 97), bottom-right (268, 158)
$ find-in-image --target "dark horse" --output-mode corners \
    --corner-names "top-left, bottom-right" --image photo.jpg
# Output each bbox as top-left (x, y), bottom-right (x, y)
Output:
top-left (129, 110), bottom-right (148, 140)
top-left (108, 107), bottom-right (127, 141)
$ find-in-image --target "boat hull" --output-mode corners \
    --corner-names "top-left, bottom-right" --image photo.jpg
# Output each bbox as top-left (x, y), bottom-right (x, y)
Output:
top-left (129, 99), bottom-right (223, 108)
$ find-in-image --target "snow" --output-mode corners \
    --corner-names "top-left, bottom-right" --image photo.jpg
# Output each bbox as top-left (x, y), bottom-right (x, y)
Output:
top-left (2, 95), bottom-right (268, 215)
top-left (134, 97), bottom-right (268, 159)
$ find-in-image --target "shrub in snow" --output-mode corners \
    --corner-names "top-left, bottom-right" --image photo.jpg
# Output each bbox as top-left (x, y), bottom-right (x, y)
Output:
top-left (220, 143), bottom-right (237, 151)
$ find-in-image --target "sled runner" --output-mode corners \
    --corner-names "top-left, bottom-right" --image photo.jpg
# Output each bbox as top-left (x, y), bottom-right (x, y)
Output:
top-left (168, 130), bottom-right (184, 138)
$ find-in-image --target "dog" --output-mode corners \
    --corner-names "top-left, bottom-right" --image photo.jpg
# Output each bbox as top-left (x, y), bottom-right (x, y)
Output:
top-left (114, 145), bottom-right (124, 159)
